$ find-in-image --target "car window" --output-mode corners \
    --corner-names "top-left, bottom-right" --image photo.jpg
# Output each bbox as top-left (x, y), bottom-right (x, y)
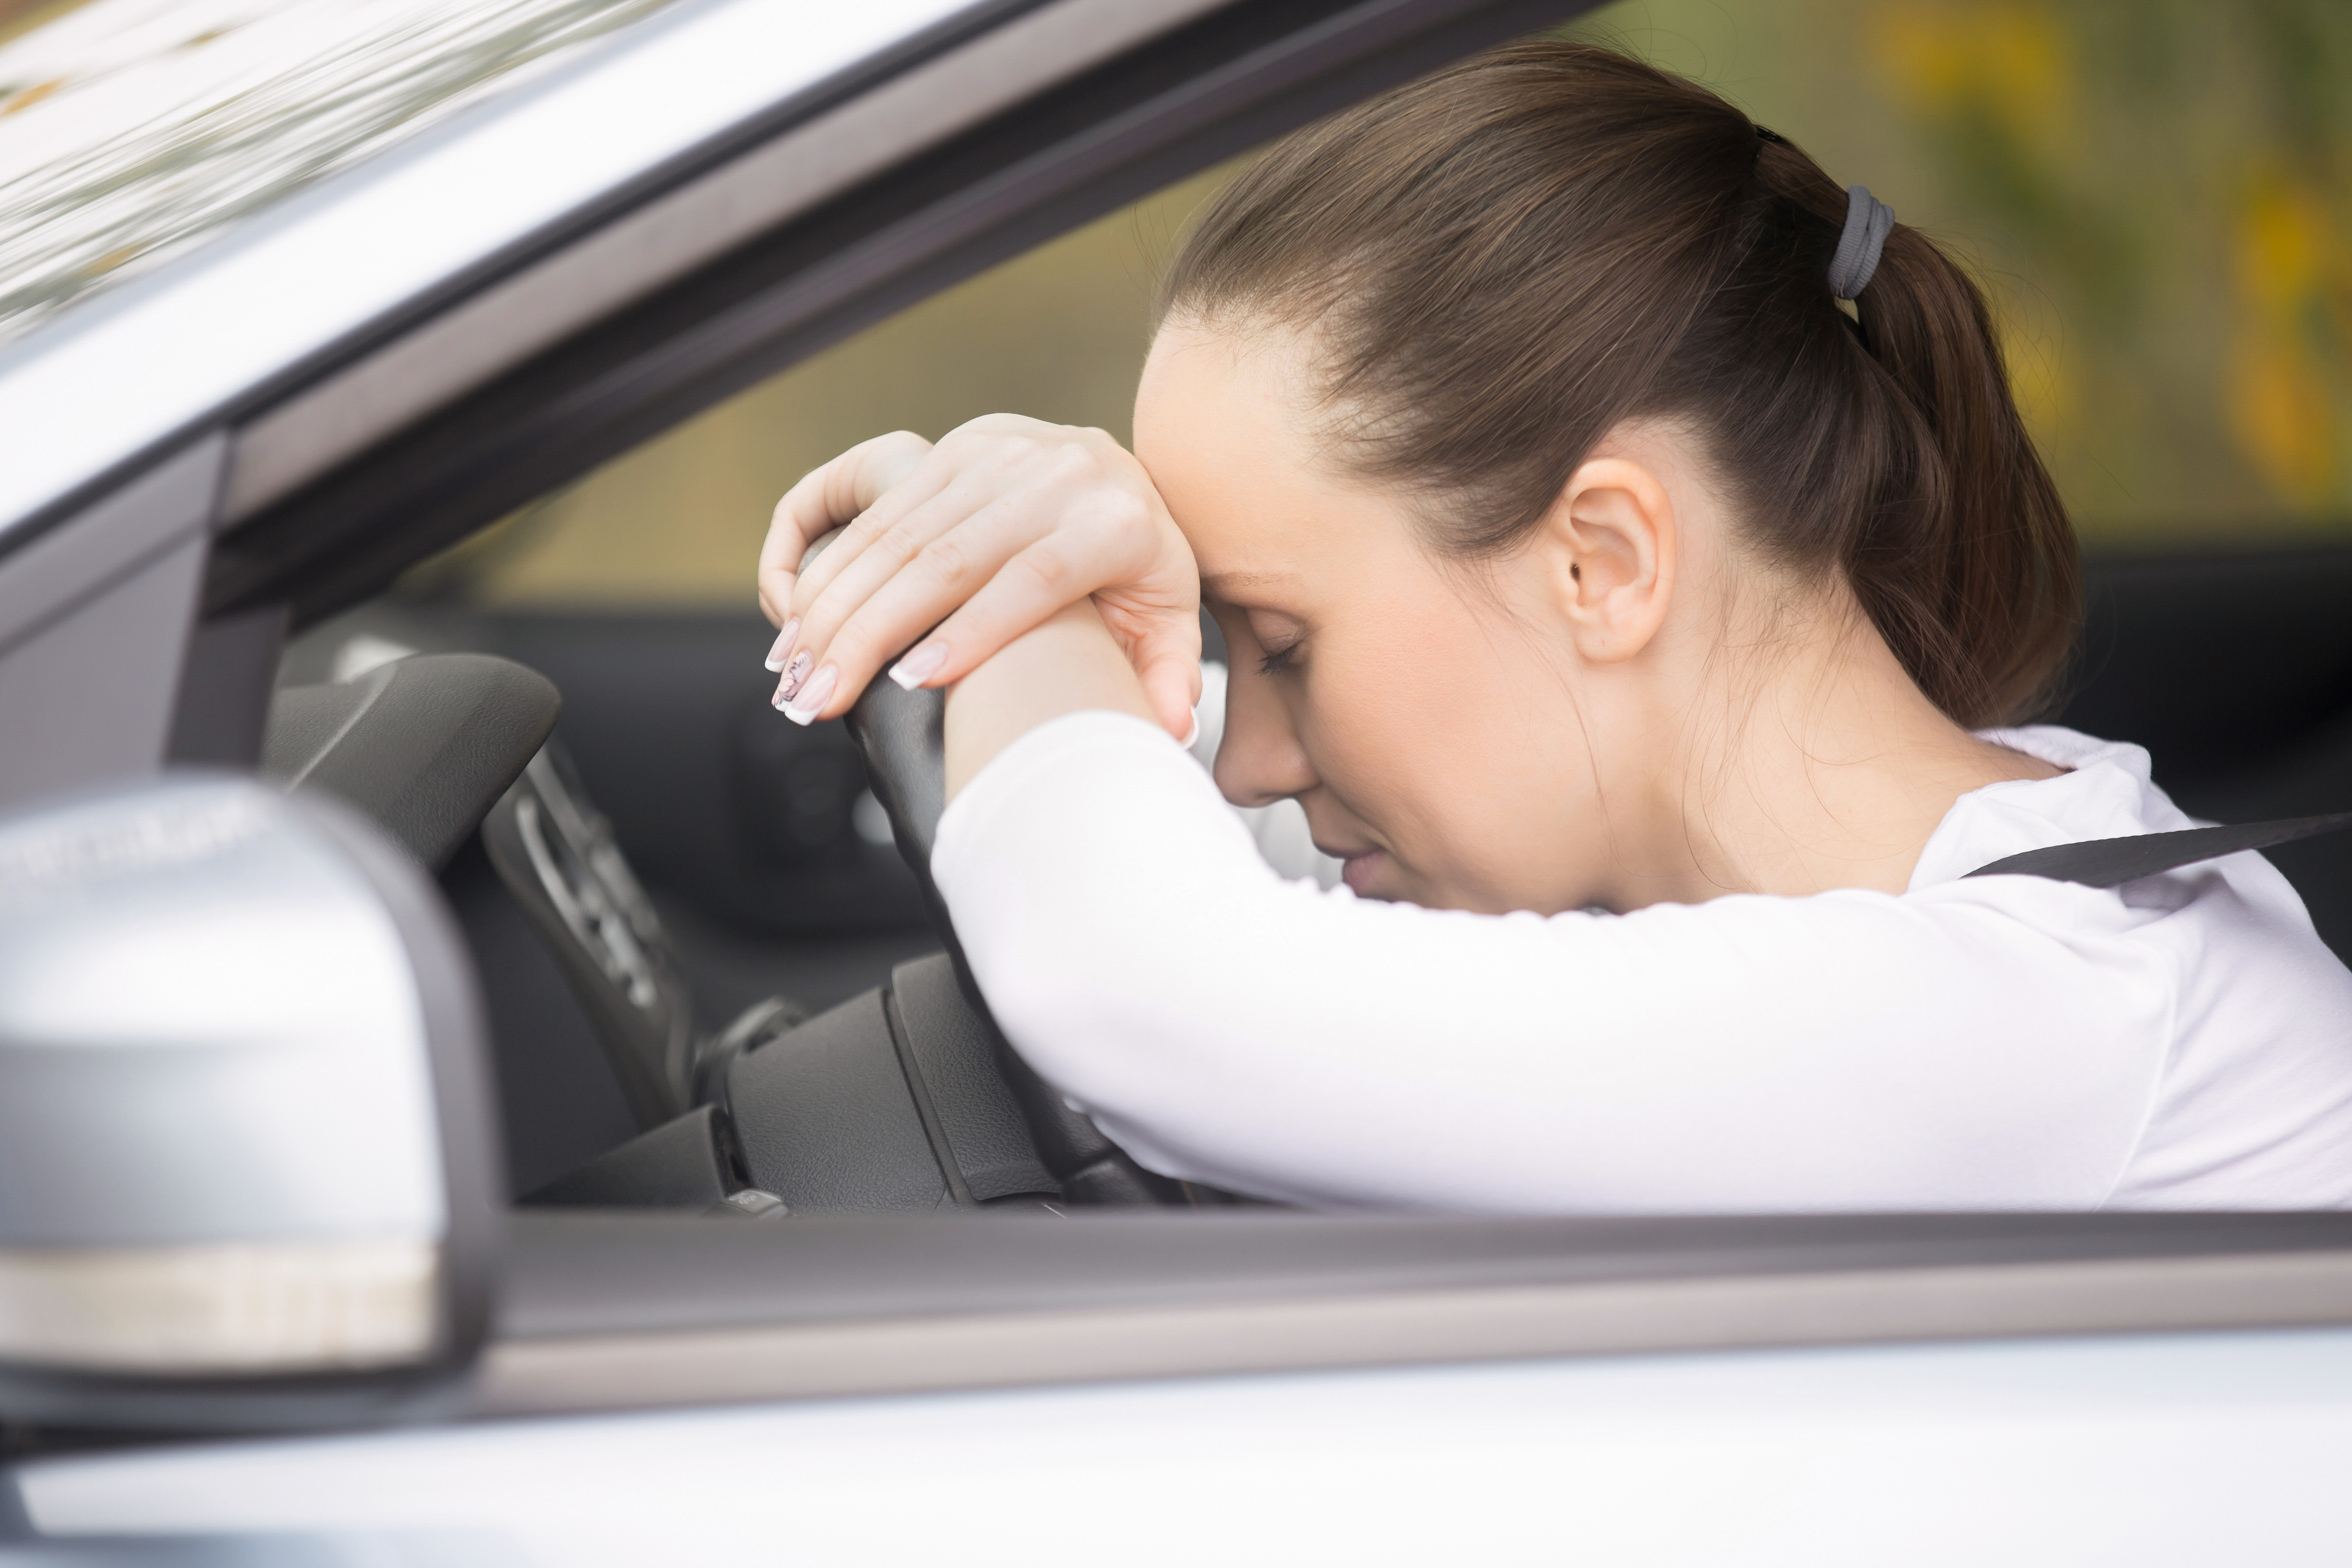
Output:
top-left (404, 160), bottom-right (1239, 607)
top-left (402, 0), bottom-right (2350, 609)
top-left (0, 0), bottom-right (694, 351)
top-left (269, 3), bottom-right (2352, 1218)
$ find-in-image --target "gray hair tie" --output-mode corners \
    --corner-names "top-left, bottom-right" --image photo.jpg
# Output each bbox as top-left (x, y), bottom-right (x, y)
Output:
top-left (1828, 185), bottom-right (1895, 299)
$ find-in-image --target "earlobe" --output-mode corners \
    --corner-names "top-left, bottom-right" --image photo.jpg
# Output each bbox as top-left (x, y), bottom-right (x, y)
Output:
top-left (1544, 456), bottom-right (1676, 664)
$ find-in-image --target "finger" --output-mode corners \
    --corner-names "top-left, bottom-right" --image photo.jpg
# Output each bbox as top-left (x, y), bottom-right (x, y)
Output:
top-left (758, 446), bottom-right (871, 617)
top-left (788, 467), bottom-right (1060, 677)
top-left (756, 431), bottom-right (930, 628)
top-left (782, 450), bottom-right (963, 626)
top-left (795, 461), bottom-right (1018, 629)
top-left (1122, 613), bottom-right (1207, 742)
top-left (759, 433), bottom-right (933, 670)
top-left (782, 495), bottom-right (1122, 724)
top-left (762, 432), bottom-right (926, 639)
top-left (789, 417), bottom-right (1107, 636)
top-left (785, 422), bottom-right (1051, 622)
top-left (793, 414), bottom-right (1067, 602)
top-left (867, 525), bottom-right (1147, 698)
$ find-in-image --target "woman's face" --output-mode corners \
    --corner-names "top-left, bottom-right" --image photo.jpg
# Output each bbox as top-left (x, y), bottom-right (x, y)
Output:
top-left (1134, 324), bottom-right (1624, 915)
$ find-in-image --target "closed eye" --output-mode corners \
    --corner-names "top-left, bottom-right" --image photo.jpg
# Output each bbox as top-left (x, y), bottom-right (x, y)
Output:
top-left (1256, 641), bottom-right (1302, 677)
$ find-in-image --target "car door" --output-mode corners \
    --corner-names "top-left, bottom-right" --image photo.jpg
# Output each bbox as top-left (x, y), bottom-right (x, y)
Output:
top-left (4, 3), bottom-right (2352, 1563)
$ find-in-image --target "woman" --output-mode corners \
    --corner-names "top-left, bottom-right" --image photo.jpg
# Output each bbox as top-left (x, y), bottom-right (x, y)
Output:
top-left (753, 43), bottom-right (2352, 1211)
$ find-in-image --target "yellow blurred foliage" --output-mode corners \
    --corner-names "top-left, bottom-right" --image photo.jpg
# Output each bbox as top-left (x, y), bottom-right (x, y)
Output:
top-left (1872, 1), bottom-right (2069, 148)
top-left (2227, 177), bottom-right (2352, 503)
top-left (1998, 305), bottom-right (2078, 444)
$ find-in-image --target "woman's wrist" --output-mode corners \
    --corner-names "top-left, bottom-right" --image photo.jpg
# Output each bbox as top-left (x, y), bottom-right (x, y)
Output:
top-left (943, 598), bottom-right (1161, 799)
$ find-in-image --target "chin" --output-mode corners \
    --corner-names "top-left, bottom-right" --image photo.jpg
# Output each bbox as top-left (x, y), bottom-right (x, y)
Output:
top-left (1343, 851), bottom-right (1442, 905)
top-left (1339, 851), bottom-right (1393, 899)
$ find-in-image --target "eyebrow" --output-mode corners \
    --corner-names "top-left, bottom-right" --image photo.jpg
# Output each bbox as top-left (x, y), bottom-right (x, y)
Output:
top-left (1201, 570), bottom-right (1303, 597)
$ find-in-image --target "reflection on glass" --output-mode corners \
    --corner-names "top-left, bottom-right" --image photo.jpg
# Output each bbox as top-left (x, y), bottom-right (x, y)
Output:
top-left (0, 0), bottom-right (681, 348)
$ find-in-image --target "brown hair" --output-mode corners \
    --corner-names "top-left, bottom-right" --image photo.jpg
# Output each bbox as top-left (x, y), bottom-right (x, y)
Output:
top-left (1159, 40), bottom-right (2078, 727)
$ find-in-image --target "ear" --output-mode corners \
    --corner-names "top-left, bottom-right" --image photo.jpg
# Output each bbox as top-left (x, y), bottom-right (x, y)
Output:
top-left (1533, 455), bottom-right (1677, 664)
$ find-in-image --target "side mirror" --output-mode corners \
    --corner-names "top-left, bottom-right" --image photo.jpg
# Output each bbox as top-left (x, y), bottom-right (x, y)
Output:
top-left (0, 775), bottom-right (501, 1430)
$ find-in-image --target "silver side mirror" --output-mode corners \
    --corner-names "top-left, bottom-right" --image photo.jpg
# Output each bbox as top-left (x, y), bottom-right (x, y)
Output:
top-left (0, 775), bottom-right (500, 1429)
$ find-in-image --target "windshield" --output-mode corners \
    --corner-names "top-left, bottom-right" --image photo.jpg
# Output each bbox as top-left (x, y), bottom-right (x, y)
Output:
top-left (0, 0), bottom-right (685, 350)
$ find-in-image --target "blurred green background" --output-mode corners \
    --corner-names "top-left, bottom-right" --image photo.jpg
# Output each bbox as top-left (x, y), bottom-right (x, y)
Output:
top-left (434, 0), bottom-right (2352, 607)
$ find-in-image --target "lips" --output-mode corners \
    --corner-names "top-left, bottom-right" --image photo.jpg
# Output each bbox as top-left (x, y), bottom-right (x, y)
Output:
top-left (1319, 842), bottom-right (1388, 896)
top-left (1308, 812), bottom-right (1391, 896)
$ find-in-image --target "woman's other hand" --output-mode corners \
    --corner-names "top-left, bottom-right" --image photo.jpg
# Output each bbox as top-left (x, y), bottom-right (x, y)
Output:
top-left (754, 415), bottom-right (1201, 739)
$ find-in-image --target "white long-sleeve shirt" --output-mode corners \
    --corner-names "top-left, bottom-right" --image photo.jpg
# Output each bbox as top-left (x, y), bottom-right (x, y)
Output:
top-left (932, 712), bottom-right (2352, 1211)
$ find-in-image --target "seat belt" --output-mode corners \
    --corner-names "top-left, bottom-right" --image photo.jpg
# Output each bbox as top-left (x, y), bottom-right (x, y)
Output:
top-left (1967, 812), bottom-right (2352, 888)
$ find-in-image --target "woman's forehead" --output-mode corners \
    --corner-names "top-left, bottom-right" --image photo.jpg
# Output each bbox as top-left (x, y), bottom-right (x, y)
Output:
top-left (1139, 321), bottom-right (1434, 601)
top-left (1138, 319), bottom-right (1321, 432)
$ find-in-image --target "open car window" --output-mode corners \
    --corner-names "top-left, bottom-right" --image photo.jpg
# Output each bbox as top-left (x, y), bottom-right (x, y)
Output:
top-left (457, 0), bottom-right (2352, 609)
top-left (329, 0), bottom-right (2352, 1205)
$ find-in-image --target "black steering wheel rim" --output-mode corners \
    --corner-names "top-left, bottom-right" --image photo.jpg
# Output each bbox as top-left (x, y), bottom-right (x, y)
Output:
top-left (845, 664), bottom-right (1187, 1206)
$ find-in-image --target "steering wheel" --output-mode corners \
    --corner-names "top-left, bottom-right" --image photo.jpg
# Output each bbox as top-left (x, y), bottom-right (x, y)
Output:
top-left (843, 666), bottom-right (1188, 1206)
top-left (264, 629), bottom-right (1177, 1210)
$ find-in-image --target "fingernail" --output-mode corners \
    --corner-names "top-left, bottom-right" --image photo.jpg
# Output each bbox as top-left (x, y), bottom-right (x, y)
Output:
top-left (764, 619), bottom-right (799, 673)
top-left (888, 640), bottom-right (948, 690)
top-left (782, 663), bottom-right (837, 726)
top-left (1180, 712), bottom-right (1201, 749)
top-left (774, 649), bottom-right (812, 706)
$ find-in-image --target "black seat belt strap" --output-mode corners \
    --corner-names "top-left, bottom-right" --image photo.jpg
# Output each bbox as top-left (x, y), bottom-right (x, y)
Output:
top-left (1966, 812), bottom-right (2352, 888)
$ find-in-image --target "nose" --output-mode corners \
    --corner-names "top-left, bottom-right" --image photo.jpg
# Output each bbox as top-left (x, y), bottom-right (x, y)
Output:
top-left (1212, 659), bottom-right (1318, 808)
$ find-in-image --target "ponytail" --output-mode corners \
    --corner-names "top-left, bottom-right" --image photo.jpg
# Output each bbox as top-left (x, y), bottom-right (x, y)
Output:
top-left (1845, 223), bottom-right (2079, 724)
top-left (1164, 39), bottom-right (2080, 727)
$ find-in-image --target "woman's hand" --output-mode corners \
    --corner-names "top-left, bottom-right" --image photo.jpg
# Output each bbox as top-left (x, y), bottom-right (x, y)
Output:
top-left (754, 414), bottom-right (1202, 739)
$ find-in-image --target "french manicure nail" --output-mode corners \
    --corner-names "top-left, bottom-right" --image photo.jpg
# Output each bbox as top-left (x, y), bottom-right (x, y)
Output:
top-left (764, 619), bottom-right (799, 672)
top-left (782, 663), bottom-right (837, 726)
top-left (888, 640), bottom-right (948, 690)
top-left (777, 649), bottom-right (812, 703)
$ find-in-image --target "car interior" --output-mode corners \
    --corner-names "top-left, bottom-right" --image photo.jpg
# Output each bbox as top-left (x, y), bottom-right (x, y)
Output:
top-left (256, 589), bottom-right (1209, 1211)
top-left (248, 530), bottom-right (2352, 1217)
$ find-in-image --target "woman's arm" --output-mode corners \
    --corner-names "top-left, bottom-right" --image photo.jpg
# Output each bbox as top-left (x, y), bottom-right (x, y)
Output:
top-left (932, 710), bottom-right (2169, 1212)
top-left (944, 598), bottom-right (1160, 799)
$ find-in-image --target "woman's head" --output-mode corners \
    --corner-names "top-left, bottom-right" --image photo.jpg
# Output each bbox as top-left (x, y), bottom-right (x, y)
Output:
top-left (1134, 39), bottom-right (2079, 914)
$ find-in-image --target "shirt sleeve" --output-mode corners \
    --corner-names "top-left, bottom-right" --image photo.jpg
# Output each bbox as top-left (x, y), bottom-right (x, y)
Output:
top-left (930, 710), bottom-right (2172, 1212)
